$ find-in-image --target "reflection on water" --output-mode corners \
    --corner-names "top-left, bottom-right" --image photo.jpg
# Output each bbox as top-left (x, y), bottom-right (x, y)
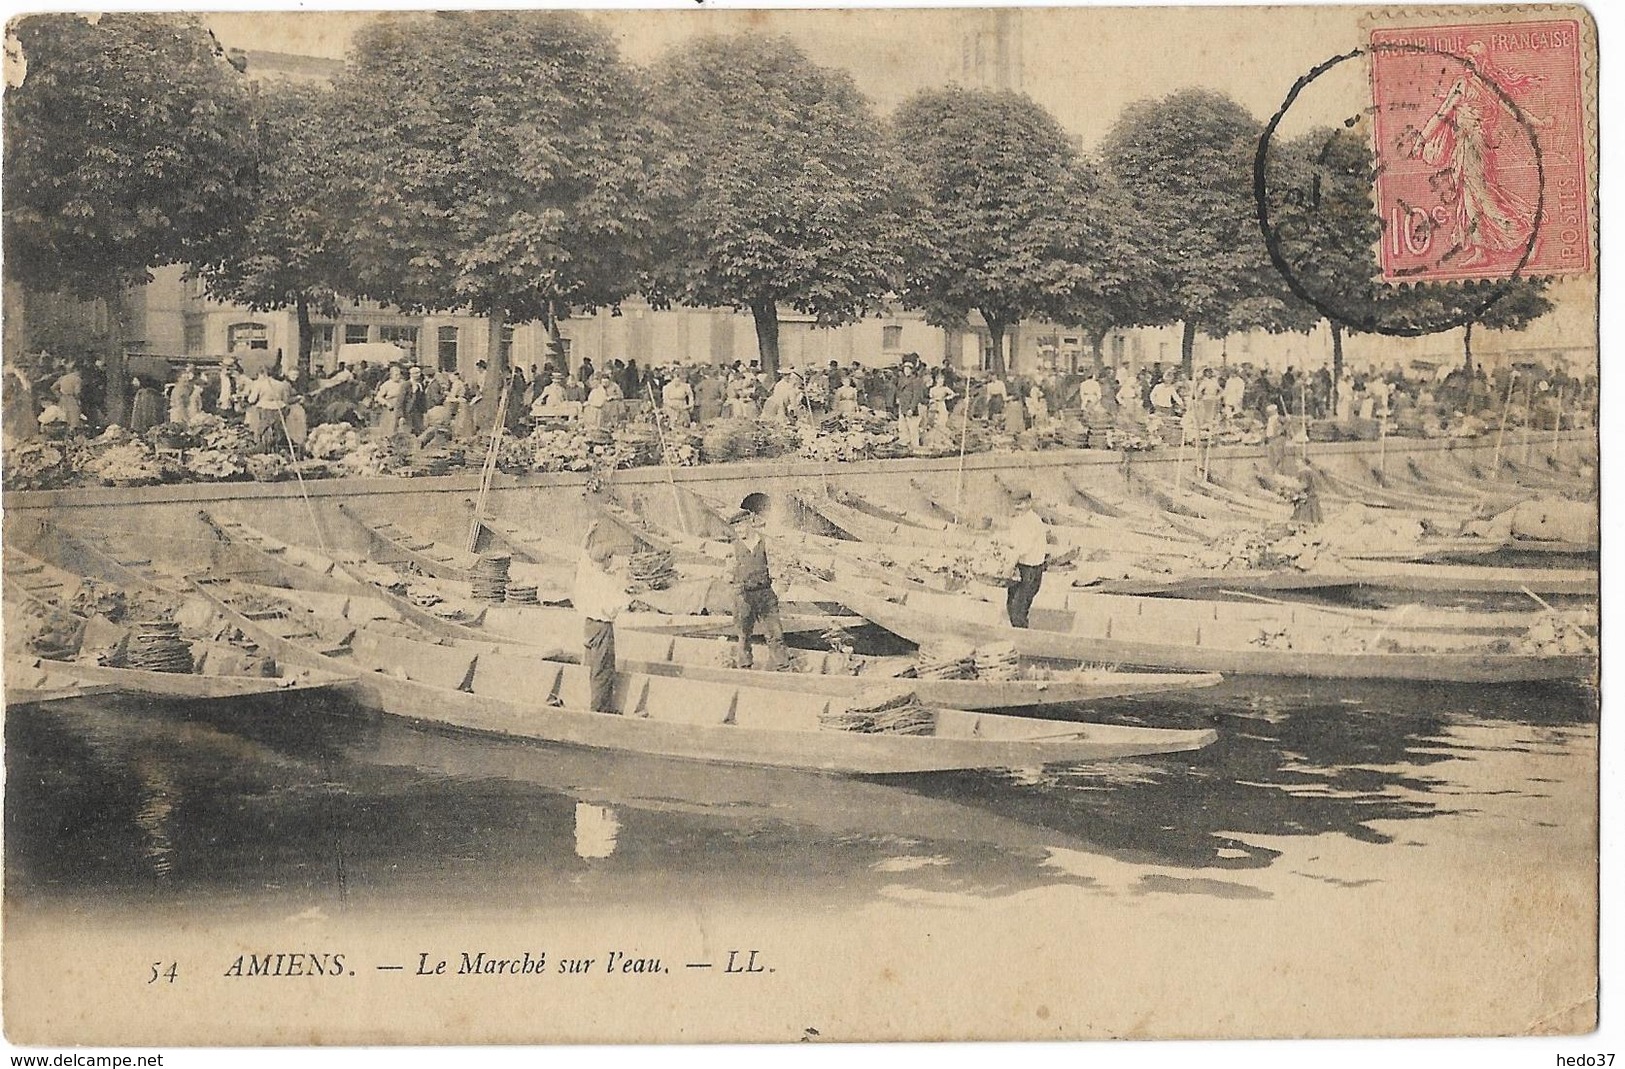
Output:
top-left (3, 677), bottom-right (1598, 920)
top-left (575, 802), bottom-right (621, 860)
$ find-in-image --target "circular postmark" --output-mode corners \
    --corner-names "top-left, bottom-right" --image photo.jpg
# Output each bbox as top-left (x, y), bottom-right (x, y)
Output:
top-left (1254, 41), bottom-right (1546, 338)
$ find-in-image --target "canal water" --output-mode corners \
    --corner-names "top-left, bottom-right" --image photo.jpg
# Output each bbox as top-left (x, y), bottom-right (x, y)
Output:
top-left (4, 677), bottom-right (1598, 923)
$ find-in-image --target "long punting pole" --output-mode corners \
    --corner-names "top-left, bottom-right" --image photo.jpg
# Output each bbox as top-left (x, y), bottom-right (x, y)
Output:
top-left (1490, 370), bottom-right (1518, 482)
top-left (1521, 380), bottom-right (1536, 464)
top-left (1551, 384), bottom-right (1566, 459)
top-left (467, 373), bottom-right (512, 553)
top-left (647, 380), bottom-right (690, 537)
top-left (953, 381), bottom-right (973, 525)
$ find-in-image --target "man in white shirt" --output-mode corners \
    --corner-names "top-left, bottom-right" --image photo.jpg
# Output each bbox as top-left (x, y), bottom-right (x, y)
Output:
top-left (575, 524), bottom-right (630, 712)
top-left (1078, 372), bottom-right (1102, 411)
top-left (661, 372), bottom-right (695, 427)
top-left (1005, 490), bottom-right (1050, 628)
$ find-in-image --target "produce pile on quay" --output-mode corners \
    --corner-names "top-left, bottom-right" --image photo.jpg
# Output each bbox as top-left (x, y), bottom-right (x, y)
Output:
top-left (2, 351), bottom-right (1594, 492)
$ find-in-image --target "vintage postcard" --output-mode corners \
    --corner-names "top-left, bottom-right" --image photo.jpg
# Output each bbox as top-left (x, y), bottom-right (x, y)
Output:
top-left (0, 3), bottom-right (1602, 1054)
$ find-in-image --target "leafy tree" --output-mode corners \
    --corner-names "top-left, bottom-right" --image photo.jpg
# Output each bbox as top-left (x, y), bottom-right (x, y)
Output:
top-left (1261, 126), bottom-right (1552, 375)
top-left (327, 11), bottom-right (651, 394)
top-left (1051, 161), bottom-right (1157, 371)
top-left (893, 87), bottom-right (1127, 376)
top-left (193, 82), bottom-right (349, 374)
top-left (4, 13), bottom-right (257, 422)
top-left (1260, 126), bottom-right (1383, 380)
top-left (1104, 89), bottom-right (1311, 375)
top-left (645, 34), bottom-right (908, 377)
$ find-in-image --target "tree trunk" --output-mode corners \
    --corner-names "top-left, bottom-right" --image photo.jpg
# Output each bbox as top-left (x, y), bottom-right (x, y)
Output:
top-left (1090, 327), bottom-right (1109, 376)
top-left (544, 302), bottom-right (568, 376)
top-left (750, 298), bottom-right (781, 378)
top-left (477, 311), bottom-right (508, 434)
top-left (1180, 319), bottom-right (1197, 378)
top-left (1330, 319), bottom-right (1344, 381)
top-left (102, 286), bottom-right (129, 428)
top-left (982, 311), bottom-right (1007, 376)
top-left (487, 311), bottom-right (509, 377)
top-left (1462, 321), bottom-right (1474, 369)
top-left (295, 294), bottom-right (313, 375)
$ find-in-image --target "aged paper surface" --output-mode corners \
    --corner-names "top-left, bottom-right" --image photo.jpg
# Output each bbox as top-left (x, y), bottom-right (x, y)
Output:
top-left (0, 2), bottom-right (1606, 1059)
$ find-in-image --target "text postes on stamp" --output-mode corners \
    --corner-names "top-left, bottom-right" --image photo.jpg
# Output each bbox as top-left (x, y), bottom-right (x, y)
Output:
top-left (1369, 20), bottom-right (1590, 284)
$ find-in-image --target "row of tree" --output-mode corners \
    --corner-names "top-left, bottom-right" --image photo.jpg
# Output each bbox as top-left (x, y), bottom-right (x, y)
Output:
top-left (4, 12), bottom-right (1551, 427)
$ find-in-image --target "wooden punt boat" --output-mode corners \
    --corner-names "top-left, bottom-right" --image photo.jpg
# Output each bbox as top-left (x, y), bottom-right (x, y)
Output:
top-left (791, 491), bottom-right (976, 549)
top-left (460, 503), bottom-right (578, 565)
top-left (353, 725), bottom-right (1102, 856)
top-left (5, 654), bottom-right (345, 701)
top-left (198, 510), bottom-right (849, 639)
top-left (3, 551), bottom-right (348, 701)
top-left (782, 488), bottom-right (1597, 600)
top-left (333, 502), bottom-right (478, 580)
top-left (1495, 456), bottom-right (1594, 495)
top-left (809, 551), bottom-right (1570, 637)
top-left (194, 511), bottom-right (363, 596)
top-left (1371, 460), bottom-right (1530, 509)
top-left (1128, 471), bottom-right (1282, 526)
top-left (189, 577), bottom-right (1219, 774)
top-left (242, 575), bottom-right (1221, 709)
top-left (1300, 464), bottom-right (1456, 513)
top-left (810, 577), bottom-right (1594, 684)
top-left (4, 659), bottom-right (122, 706)
top-left (1085, 559), bottom-right (1596, 598)
top-left (987, 474), bottom-right (1209, 552)
top-left (1060, 474), bottom-right (1217, 543)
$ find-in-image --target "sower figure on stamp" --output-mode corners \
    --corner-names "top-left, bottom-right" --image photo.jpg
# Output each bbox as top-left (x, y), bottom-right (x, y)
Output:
top-left (575, 522), bottom-right (630, 713)
top-left (726, 507), bottom-right (789, 670)
top-left (1005, 489), bottom-right (1050, 629)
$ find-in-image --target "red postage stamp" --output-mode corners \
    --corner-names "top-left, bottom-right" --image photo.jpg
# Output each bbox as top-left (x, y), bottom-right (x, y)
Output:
top-left (1368, 20), bottom-right (1591, 283)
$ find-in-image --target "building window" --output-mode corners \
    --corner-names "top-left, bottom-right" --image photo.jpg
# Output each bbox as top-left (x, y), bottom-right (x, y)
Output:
top-left (882, 325), bottom-right (903, 351)
top-left (379, 324), bottom-right (420, 362)
top-left (344, 323), bottom-right (370, 346)
top-left (310, 324), bottom-right (336, 358)
top-left (500, 324), bottom-right (515, 362)
top-left (183, 320), bottom-right (205, 354)
top-left (437, 326), bottom-right (460, 372)
top-left (227, 322), bottom-right (269, 351)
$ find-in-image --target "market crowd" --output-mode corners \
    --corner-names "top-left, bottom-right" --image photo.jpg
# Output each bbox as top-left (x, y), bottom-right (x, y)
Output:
top-left (2, 345), bottom-right (1597, 489)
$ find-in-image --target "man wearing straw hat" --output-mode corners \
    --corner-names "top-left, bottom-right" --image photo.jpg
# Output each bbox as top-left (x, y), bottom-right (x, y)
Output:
top-left (726, 507), bottom-right (789, 671)
top-left (575, 522), bottom-right (630, 712)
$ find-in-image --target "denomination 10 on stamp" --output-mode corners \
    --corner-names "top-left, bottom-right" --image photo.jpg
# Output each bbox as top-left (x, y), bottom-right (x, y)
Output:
top-left (1369, 20), bottom-right (1590, 283)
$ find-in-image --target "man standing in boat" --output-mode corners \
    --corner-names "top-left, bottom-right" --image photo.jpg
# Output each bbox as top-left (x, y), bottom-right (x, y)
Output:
top-left (1006, 489), bottom-right (1049, 629)
top-left (727, 507), bottom-right (789, 671)
top-left (576, 522), bottom-right (630, 713)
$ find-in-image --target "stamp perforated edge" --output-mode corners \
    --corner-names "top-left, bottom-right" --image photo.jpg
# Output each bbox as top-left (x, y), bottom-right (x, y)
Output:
top-left (1357, 5), bottom-right (1599, 287)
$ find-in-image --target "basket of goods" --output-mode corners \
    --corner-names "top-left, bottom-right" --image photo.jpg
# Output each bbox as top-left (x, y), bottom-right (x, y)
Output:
top-left (972, 641), bottom-right (1019, 681)
top-left (910, 640), bottom-right (978, 681)
top-left (820, 685), bottom-right (936, 735)
top-left (627, 550), bottom-right (678, 592)
top-left (469, 553), bottom-right (512, 602)
top-left (122, 619), bottom-right (195, 674)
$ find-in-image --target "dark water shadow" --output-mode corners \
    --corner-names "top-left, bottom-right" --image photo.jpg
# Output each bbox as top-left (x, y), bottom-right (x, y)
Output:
top-left (5, 674), bottom-right (1597, 917)
top-left (885, 676), bottom-right (1597, 873)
